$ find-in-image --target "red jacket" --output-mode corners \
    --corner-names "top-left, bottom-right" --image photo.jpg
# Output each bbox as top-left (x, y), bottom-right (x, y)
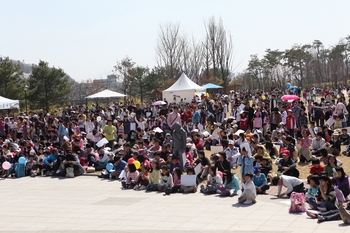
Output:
top-left (286, 114), bottom-right (296, 129)
top-left (240, 115), bottom-right (248, 130)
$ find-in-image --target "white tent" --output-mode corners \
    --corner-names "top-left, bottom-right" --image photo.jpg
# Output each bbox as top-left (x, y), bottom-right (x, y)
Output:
top-left (86, 89), bottom-right (126, 99)
top-left (0, 96), bottom-right (19, 110)
top-left (162, 73), bottom-right (205, 103)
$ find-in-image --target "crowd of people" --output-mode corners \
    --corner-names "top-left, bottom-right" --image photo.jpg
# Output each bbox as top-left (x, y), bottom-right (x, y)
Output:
top-left (2, 86), bottom-right (350, 223)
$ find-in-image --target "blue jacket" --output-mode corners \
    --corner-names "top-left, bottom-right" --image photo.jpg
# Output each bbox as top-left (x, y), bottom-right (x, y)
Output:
top-left (113, 160), bottom-right (126, 172)
top-left (238, 155), bottom-right (254, 178)
top-left (58, 125), bottom-right (69, 137)
top-left (44, 154), bottom-right (57, 165)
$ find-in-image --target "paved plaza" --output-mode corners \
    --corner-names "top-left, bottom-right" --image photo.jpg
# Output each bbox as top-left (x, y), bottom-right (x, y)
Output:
top-left (1, 175), bottom-right (349, 233)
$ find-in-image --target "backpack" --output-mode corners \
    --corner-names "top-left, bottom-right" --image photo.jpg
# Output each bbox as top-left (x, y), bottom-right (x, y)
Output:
top-left (289, 192), bottom-right (306, 213)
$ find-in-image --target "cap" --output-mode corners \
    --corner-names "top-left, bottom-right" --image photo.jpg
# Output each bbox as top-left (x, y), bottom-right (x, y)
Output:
top-left (282, 150), bottom-right (290, 156)
top-left (253, 165), bottom-right (261, 174)
top-left (228, 140), bottom-right (235, 145)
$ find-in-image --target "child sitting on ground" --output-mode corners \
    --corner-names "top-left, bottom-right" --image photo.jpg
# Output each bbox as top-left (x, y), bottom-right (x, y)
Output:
top-left (25, 154), bottom-right (37, 177)
top-left (171, 167), bottom-right (181, 193)
top-left (309, 158), bottom-right (324, 175)
top-left (134, 164), bottom-right (149, 191)
top-left (158, 165), bottom-right (173, 195)
top-left (146, 160), bottom-right (160, 191)
top-left (216, 170), bottom-right (240, 197)
top-left (180, 167), bottom-right (197, 193)
top-left (169, 155), bottom-right (180, 174)
top-left (260, 157), bottom-right (272, 179)
top-left (340, 128), bottom-right (350, 145)
top-left (122, 163), bottom-right (139, 189)
top-left (200, 166), bottom-right (223, 195)
top-left (238, 172), bottom-right (257, 204)
top-left (305, 175), bottom-right (319, 200)
top-left (253, 166), bottom-right (270, 194)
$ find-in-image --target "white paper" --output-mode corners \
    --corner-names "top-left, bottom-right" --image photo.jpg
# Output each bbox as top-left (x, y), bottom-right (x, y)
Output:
top-left (182, 152), bottom-right (186, 167)
top-left (118, 170), bottom-right (126, 179)
top-left (239, 104), bottom-right (245, 110)
top-left (181, 175), bottom-right (197, 186)
top-left (274, 145), bottom-right (281, 154)
top-left (197, 123), bottom-right (203, 131)
top-left (326, 118), bottom-right (335, 127)
top-left (210, 145), bottom-right (224, 154)
top-left (201, 131), bottom-right (210, 137)
top-left (63, 136), bottom-right (69, 141)
top-left (130, 122), bottom-right (136, 131)
top-left (86, 132), bottom-right (94, 140)
top-left (118, 138), bottom-right (126, 145)
top-left (96, 138), bottom-right (108, 148)
top-left (194, 163), bottom-right (202, 175)
top-left (309, 128), bottom-right (316, 138)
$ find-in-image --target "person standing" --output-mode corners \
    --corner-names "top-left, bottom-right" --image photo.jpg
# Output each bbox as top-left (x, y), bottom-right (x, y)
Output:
top-left (103, 120), bottom-right (116, 149)
top-left (286, 109), bottom-right (297, 137)
top-left (167, 106), bottom-right (181, 129)
top-left (172, 122), bottom-right (187, 171)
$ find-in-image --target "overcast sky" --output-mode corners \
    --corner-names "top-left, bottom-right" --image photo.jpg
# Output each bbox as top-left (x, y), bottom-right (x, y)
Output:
top-left (1, 0), bottom-right (349, 82)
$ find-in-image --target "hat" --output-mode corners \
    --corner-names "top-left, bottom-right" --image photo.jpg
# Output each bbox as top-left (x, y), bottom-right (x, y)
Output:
top-left (282, 150), bottom-right (290, 156)
top-left (253, 165), bottom-right (261, 174)
top-left (228, 140), bottom-right (235, 145)
top-left (333, 131), bottom-right (339, 136)
top-left (165, 133), bottom-right (171, 137)
top-left (186, 137), bottom-right (192, 143)
top-left (232, 124), bottom-right (238, 128)
top-left (287, 109), bottom-right (292, 112)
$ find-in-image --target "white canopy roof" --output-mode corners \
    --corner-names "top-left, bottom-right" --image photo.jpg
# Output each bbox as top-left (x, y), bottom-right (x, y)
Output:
top-left (0, 96), bottom-right (19, 110)
top-left (163, 73), bottom-right (205, 92)
top-left (86, 89), bottom-right (126, 99)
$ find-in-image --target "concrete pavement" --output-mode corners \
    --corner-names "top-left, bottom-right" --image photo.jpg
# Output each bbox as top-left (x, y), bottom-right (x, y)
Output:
top-left (0, 176), bottom-right (349, 233)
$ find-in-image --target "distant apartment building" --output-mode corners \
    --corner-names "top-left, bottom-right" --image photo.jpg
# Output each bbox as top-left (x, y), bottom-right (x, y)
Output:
top-left (92, 75), bottom-right (117, 88)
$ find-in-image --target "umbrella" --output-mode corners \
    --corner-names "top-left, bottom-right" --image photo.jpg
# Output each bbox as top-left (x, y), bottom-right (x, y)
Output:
top-left (201, 83), bottom-right (223, 89)
top-left (173, 94), bottom-right (181, 98)
top-left (281, 95), bottom-right (300, 102)
top-left (152, 100), bottom-right (167, 106)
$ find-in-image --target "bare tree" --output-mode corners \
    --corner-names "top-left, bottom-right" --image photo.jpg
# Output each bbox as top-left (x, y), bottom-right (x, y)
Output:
top-left (216, 23), bottom-right (234, 91)
top-left (188, 37), bottom-right (204, 83)
top-left (204, 17), bottom-right (219, 77)
top-left (156, 22), bottom-right (183, 79)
